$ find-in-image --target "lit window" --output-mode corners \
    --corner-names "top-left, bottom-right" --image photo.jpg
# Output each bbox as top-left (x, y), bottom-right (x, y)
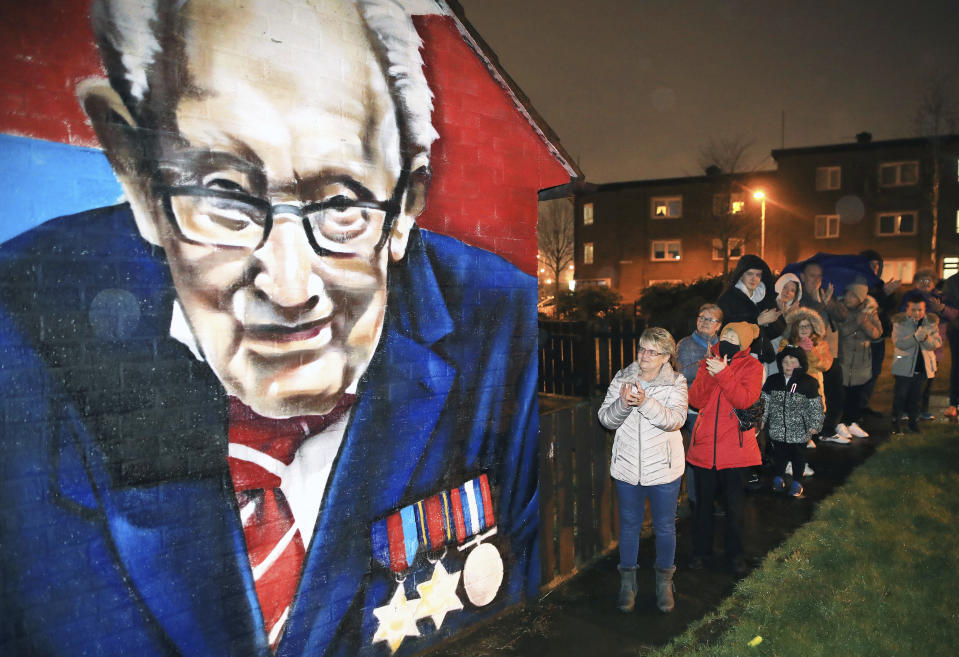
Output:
top-left (884, 258), bottom-right (916, 284)
top-left (877, 212), bottom-right (917, 236)
top-left (815, 215), bottom-right (840, 238)
top-left (943, 256), bottom-right (959, 280)
top-left (651, 240), bottom-right (681, 261)
top-left (712, 238), bottom-right (744, 260)
top-left (651, 196), bottom-right (682, 219)
top-left (583, 202), bottom-right (594, 226)
top-left (584, 242), bottom-right (594, 264)
top-left (879, 161), bottom-right (919, 187)
top-left (816, 166), bottom-right (841, 191)
top-left (712, 193), bottom-right (745, 215)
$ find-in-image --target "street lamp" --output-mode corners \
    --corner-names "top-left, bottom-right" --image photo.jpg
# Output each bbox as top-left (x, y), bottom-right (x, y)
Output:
top-left (753, 190), bottom-right (766, 260)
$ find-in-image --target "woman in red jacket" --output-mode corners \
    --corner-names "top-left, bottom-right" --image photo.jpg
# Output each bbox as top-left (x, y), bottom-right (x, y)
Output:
top-left (686, 321), bottom-right (763, 575)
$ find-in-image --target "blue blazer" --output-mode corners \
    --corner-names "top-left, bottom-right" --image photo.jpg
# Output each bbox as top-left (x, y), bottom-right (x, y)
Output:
top-left (0, 206), bottom-right (540, 656)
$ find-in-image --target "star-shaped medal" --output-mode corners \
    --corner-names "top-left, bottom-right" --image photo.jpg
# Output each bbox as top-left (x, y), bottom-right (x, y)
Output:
top-left (372, 584), bottom-right (421, 653)
top-left (415, 560), bottom-right (464, 630)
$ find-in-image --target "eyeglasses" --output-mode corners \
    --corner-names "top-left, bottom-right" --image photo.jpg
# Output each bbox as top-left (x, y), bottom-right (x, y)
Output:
top-left (697, 316), bottom-right (721, 324)
top-left (154, 184), bottom-right (400, 256)
top-left (797, 323), bottom-right (813, 330)
top-left (638, 347), bottom-right (666, 357)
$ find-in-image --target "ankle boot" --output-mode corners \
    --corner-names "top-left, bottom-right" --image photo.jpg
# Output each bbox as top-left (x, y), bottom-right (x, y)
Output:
top-left (617, 566), bottom-right (638, 612)
top-left (655, 566), bottom-right (676, 613)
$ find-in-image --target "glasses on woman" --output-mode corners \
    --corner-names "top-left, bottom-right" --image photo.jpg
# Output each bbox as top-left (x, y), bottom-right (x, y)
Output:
top-left (638, 347), bottom-right (666, 357)
top-left (697, 315), bottom-right (720, 324)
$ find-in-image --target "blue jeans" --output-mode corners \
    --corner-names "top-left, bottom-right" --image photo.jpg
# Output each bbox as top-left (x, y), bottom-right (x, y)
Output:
top-left (615, 476), bottom-right (681, 570)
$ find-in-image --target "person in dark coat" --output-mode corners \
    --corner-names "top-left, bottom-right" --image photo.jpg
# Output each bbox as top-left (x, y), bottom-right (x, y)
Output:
top-left (717, 254), bottom-right (782, 364)
top-left (761, 345), bottom-right (823, 498)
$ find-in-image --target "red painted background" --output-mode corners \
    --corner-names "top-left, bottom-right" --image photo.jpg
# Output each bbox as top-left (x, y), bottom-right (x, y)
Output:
top-left (0, 3), bottom-right (569, 275)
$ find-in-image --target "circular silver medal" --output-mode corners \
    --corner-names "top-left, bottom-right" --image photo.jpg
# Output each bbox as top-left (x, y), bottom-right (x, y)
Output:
top-left (462, 542), bottom-right (503, 606)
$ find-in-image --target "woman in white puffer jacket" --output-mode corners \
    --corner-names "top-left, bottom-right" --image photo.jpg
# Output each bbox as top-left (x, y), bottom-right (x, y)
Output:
top-left (598, 327), bottom-right (687, 614)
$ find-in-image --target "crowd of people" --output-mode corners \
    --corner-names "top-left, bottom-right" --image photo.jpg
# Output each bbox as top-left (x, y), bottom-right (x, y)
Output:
top-left (598, 251), bottom-right (959, 615)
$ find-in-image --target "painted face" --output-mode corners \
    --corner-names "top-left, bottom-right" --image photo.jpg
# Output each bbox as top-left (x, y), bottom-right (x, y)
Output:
top-left (906, 301), bottom-right (926, 322)
top-left (801, 264), bottom-right (822, 296)
top-left (133, 1), bottom-right (413, 417)
top-left (797, 320), bottom-right (813, 340)
top-left (780, 355), bottom-right (800, 379)
top-left (696, 310), bottom-right (722, 338)
top-left (740, 268), bottom-right (763, 293)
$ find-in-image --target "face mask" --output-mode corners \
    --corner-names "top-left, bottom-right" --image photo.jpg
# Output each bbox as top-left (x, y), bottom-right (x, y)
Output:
top-left (718, 341), bottom-right (739, 360)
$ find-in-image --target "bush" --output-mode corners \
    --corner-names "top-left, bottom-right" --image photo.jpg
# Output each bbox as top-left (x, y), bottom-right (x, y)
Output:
top-left (636, 275), bottom-right (725, 337)
top-left (554, 285), bottom-right (622, 321)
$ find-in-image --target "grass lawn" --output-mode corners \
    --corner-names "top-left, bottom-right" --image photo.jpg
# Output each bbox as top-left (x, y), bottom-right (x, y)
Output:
top-left (646, 423), bottom-right (959, 657)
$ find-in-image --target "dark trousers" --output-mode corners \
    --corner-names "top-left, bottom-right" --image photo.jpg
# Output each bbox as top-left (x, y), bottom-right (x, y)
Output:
top-left (842, 383), bottom-right (866, 425)
top-left (921, 375), bottom-right (934, 414)
top-left (771, 440), bottom-right (806, 483)
top-left (822, 361), bottom-right (844, 434)
top-left (949, 326), bottom-right (959, 406)
top-left (860, 340), bottom-right (886, 409)
top-left (690, 465), bottom-right (746, 560)
top-left (893, 373), bottom-right (926, 425)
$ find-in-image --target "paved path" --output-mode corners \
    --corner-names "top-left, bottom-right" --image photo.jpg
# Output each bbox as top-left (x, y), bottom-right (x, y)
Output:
top-left (429, 389), bottom-right (956, 657)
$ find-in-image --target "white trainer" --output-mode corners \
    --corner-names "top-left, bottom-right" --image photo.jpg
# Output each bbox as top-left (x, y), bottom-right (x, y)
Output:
top-left (847, 422), bottom-right (869, 438)
top-left (834, 423), bottom-right (853, 439)
top-left (785, 463), bottom-right (815, 477)
top-left (820, 433), bottom-right (851, 444)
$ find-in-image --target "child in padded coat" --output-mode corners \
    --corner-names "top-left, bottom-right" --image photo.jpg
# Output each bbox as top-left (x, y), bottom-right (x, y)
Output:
top-left (761, 345), bottom-right (824, 498)
top-left (686, 321), bottom-right (764, 576)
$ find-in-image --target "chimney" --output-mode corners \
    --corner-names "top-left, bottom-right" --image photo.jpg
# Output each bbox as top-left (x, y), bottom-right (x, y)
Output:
top-left (855, 131), bottom-right (872, 144)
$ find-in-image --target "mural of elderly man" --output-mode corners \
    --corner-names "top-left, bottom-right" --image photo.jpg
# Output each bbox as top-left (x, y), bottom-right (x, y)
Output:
top-left (0, 2), bottom-right (548, 656)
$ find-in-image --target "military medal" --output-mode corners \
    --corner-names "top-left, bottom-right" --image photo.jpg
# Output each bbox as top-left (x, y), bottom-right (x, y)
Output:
top-left (370, 474), bottom-right (504, 651)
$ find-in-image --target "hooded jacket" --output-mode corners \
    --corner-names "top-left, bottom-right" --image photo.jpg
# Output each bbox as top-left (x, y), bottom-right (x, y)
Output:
top-left (838, 283), bottom-right (882, 386)
top-left (761, 346), bottom-right (824, 444)
top-left (779, 307), bottom-right (833, 377)
top-left (598, 361), bottom-right (687, 486)
top-left (717, 255), bottom-right (781, 362)
top-left (686, 322), bottom-right (764, 470)
top-left (891, 311), bottom-right (941, 378)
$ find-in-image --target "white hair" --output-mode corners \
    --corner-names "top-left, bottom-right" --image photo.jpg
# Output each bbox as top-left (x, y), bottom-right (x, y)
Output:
top-left (91, 0), bottom-right (438, 162)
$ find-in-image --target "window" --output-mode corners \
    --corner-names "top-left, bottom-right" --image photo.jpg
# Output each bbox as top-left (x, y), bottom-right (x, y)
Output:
top-left (651, 196), bottom-right (682, 219)
top-left (815, 214), bottom-right (840, 238)
top-left (712, 193), bottom-right (745, 216)
top-left (943, 256), bottom-right (959, 281)
top-left (877, 211), bottom-right (917, 236)
top-left (583, 242), bottom-right (594, 264)
top-left (883, 259), bottom-right (916, 284)
top-left (816, 166), bottom-right (841, 191)
top-left (879, 161), bottom-right (919, 187)
top-left (583, 202), bottom-right (594, 226)
top-left (712, 238), bottom-right (744, 260)
top-left (651, 240), bottom-right (681, 261)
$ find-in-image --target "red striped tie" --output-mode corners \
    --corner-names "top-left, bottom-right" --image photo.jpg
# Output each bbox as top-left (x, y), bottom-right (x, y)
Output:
top-left (227, 396), bottom-right (354, 650)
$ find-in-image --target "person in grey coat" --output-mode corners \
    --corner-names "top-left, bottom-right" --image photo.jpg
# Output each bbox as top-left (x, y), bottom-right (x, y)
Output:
top-left (890, 291), bottom-right (942, 433)
top-left (599, 327), bottom-right (687, 614)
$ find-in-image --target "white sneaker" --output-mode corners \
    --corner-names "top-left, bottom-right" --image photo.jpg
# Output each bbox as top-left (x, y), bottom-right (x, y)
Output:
top-left (834, 423), bottom-right (853, 439)
top-left (847, 422), bottom-right (869, 438)
top-left (806, 439), bottom-right (817, 449)
top-left (820, 433), bottom-right (851, 444)
top-left (784, 463), bottom-right (815, 477)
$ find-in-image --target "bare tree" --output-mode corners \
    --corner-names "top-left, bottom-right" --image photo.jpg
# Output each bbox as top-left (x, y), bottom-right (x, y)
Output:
top-left (913, 75), bottom-right (958, 268)
top-left (697, 135), bottom-right (757, 176)
top-left (537, 198), bottom-right (574, 298)
top-left (698, 136), bottom-right (761, 277)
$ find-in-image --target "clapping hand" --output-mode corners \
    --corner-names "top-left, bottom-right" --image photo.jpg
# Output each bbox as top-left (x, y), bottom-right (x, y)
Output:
top-left (799, 336), bottom-right (814, 351)
top-left (705, 354), bottom-right (729, 376)
top-left (757, 308), bottom-right (781, 326)
top-left (619, 381), bottom-right (646, 407)
top-left (821, 282), bottom-right (835, 305)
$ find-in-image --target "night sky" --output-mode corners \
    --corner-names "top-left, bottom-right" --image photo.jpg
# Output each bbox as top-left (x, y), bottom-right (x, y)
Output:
top-left (457, 0), bottom-right (959, 183)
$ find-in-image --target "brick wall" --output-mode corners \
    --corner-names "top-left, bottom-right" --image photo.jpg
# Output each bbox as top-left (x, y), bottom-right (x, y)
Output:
top-left (0, 2), bottom-right (570, 655)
